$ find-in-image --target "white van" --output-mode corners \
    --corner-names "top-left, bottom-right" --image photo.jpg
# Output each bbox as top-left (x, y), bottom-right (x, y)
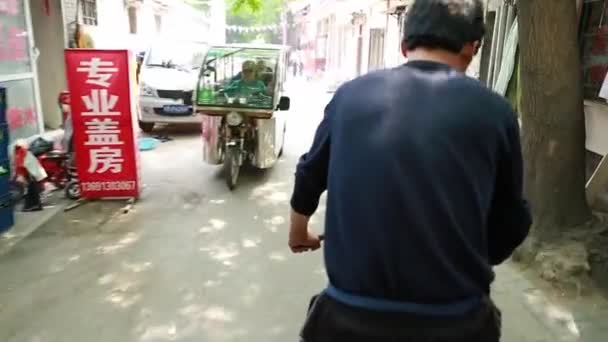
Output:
top-left (138, 39), bottom-right (208, 132)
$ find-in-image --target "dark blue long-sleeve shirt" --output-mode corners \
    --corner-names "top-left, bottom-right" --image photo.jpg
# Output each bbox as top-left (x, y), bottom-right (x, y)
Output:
top-left (291, 61), bottom-right (531, 315)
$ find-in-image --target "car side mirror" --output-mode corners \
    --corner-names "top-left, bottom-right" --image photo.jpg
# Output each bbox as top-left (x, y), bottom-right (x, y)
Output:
top-left (278, 96), bottom-right (290, 111)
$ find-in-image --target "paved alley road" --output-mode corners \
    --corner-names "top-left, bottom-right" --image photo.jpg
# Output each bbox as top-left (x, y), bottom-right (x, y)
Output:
top-left (1, 80), bottom-right (607, 341)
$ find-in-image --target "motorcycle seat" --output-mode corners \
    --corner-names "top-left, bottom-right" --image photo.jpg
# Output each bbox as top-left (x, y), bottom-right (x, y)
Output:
top-left (43, 151), bottom-right (69, 159)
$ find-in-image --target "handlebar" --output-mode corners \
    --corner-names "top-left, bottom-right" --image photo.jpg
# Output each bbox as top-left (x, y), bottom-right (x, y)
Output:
top-left (292, 233), bottom-right (325, 252)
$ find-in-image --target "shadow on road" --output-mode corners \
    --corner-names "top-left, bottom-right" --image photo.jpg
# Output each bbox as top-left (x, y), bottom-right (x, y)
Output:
top-left (141, 123), bottom-right (201, 139)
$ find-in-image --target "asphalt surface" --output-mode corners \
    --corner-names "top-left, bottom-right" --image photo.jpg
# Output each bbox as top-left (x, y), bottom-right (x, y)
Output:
top-left (0, 80), bottom-right (606, 341)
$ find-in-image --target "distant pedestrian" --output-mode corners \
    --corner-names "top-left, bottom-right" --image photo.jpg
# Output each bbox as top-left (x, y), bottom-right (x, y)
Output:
top-left (290, 52), bottom-right (299, 77)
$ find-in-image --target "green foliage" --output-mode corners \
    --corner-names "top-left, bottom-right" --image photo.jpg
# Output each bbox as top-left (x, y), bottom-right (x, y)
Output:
top-left (226, 0), bottom-right (285, 44)
top-left (185, 0), bottom-right (211, 13)
top-left (186, 0), bottom-right (264, 14)
top-left (185, 0), bottom-right (276, 18)
top-left (230, 0), bottom-right (262, 13)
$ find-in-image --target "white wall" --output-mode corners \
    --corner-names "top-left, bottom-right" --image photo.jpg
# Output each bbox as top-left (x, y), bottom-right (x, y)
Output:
top-left (86, 0), bottom-right (220, 51)
top-left (161, 1), bottom-right (210, 43)
top-left (585, 101), bottom-right (608, 156)
top-left (209, 0), bottom-right (226, 44)
top-left (87, 0), bottom-right (132, 49)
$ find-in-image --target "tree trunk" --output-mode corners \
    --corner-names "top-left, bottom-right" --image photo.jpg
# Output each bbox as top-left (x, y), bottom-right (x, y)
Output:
top-left (518, 0), bottom-right (591, 233)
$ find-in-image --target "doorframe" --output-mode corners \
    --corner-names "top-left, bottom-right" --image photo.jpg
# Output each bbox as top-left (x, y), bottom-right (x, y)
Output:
top-left (23, 0), bottom-right (45, 135)
top-left (0, 73), bottom-right (35, 83)
top-left (356, 25), bottom-right (363, 76)
top-left (60, 0), bottom-right (70, 47)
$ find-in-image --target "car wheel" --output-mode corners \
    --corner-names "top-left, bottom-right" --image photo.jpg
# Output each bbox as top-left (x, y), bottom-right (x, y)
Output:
top-left (139, 121), bottom-right (155, 133)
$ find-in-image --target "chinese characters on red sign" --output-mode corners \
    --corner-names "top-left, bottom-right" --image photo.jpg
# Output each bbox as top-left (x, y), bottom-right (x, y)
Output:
top-left (65, 50), bottom-right (141, 198)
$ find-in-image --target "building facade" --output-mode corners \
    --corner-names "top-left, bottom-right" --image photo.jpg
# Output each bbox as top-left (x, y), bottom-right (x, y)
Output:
top-left (0, 0), bottom-right (223, 144)
top-left (310, 0), bottom-right (408, 87)
top-left (288, 0), bottom-right (487, 89)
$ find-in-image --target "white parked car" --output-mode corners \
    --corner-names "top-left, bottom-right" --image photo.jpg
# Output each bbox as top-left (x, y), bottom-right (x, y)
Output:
top-left (138, 40), bottom-right (208, 132)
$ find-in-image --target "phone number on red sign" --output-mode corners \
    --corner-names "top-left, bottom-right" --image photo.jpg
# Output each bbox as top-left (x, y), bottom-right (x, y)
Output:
top-left (81, 181), bottom-right (137, 192)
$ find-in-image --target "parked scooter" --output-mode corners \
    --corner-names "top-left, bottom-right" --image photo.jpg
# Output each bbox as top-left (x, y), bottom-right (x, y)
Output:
top-left (11, 91), bottom-right (80, 203)
top-left (30, 138), bottom-right (80, 199)
top-left (12, 138), bottom-right (80, 201)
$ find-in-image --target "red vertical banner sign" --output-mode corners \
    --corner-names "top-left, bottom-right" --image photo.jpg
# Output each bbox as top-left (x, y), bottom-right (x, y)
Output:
top-left (65, 49), bottom-right (141, 199)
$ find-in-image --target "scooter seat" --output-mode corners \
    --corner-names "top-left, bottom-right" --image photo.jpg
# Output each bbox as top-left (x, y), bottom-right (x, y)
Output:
top-left (43, 151), bottom-right (69, 159)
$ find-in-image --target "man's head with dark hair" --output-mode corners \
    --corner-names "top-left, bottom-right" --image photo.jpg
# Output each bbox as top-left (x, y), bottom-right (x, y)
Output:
top-left (402, 0), bottom-right (485, 71)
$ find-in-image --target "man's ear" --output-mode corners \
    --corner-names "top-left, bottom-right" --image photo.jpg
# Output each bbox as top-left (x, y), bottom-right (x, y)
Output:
top-left (460, 42), bottom-right (477, 62)
top-left (401, 41), bottom-right (409, 58)
top-left (473, 40), bottom-right (482, 56)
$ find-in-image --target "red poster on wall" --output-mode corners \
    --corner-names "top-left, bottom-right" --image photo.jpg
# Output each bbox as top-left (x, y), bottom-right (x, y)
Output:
top-left (65, 49), bottom-right (141, 199)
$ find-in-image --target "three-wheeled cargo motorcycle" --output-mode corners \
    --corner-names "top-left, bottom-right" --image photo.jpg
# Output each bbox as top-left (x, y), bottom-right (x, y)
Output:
top-left (195, 44), bottom-right (291, 190)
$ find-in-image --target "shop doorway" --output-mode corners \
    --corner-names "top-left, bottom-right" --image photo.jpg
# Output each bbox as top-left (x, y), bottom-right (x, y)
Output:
top-left (29, 0), bottom-right (67, 130)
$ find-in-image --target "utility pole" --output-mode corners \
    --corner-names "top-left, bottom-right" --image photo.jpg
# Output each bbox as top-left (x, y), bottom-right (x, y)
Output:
top-left (282, 4), bottom-right (288, 46)
top-left (385, 0), bottom-right (390, 68)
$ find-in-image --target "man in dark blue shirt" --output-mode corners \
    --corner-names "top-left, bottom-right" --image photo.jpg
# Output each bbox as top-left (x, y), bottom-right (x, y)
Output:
top-left (288, 0), bottom-right (532, 341)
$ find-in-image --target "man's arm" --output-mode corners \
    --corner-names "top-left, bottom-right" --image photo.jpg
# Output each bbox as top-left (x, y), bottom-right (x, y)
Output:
top-left (487, 114), bottom-right (532, 265)
top-left (290, 96), bottom-right (335, 216)
top-left (224, 80), bottom-right (239, 91)
top-left (289, 95), bottom-right (337, 252)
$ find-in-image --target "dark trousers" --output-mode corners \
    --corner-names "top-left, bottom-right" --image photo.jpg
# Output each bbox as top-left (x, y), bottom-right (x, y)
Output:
top-left (23, 177), bottom-right (42, 210)
top-left (300, 294), bottom-right (501, 342)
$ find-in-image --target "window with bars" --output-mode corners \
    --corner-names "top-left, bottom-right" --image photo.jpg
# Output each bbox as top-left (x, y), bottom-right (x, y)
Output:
top-left (82, 0), bottom-right (98, 26)
top-left (394, 6), bottom-right (407, 51)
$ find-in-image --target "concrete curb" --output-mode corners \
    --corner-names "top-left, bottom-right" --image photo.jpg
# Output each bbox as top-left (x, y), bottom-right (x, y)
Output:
top-left (0, 201), bottom-right (67, 257)
top-left (0, 128), bottom-right (69, 256)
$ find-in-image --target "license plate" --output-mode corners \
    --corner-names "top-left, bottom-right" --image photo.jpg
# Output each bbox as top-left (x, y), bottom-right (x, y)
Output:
top-left (163, 105), bottom-right (190, 114)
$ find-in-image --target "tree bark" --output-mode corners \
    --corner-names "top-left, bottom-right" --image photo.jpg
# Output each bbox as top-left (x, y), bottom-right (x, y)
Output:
top-left (518, 0), bottom-right (591, 233)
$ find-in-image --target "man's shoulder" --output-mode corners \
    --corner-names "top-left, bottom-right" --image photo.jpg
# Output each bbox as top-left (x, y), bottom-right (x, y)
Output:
top-left (445, 75), bottom-right (515, 117)
top-left (335, 68), bottom-right (401, 97)
top-left (451, 75), bottom-right (499, 96)
top-left (349, 67), bottom-right (401, 85)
